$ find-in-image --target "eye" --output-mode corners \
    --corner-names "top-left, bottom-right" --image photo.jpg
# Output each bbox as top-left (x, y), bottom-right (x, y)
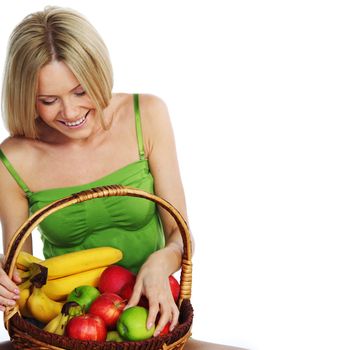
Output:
top-left (39, 98), bottom-right (57, 105)
top-left (75, 90), bottom-right (86, 97)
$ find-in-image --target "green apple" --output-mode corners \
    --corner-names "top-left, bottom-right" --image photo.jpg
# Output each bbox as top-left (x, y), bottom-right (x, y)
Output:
top-left (106, 330), bottom-right (124, 342)
top-left (67, 285), bottom-right (100, 312)
top-left (117, 306), bottom-right (155, 341)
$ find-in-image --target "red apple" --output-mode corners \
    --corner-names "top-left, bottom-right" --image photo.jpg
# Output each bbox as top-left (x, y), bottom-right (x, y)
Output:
top-left (119, 280), bottom-right (148, 307)
top-left (169, 275), bottom-right (180, 302)
top-left (159, 322), bottom-right (171, 336)
top-left (89, 293), bottom-right (126, 329)
top-left (119, 282), bottom-right (134, 300)
top-left (98, 265), bottom-right (136, 294)
top-left (66, 314), bottom-right (107, 341)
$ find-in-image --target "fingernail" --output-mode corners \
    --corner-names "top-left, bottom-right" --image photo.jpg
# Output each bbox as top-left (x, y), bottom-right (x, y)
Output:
top-left (14, 289), bottom-right (19, 294)
top-left (12, 295), bottom-right (20, 300)
top-left (154, 331), bottom-right (160, 337)
top-left (147, 322), bottom-right (153, 330)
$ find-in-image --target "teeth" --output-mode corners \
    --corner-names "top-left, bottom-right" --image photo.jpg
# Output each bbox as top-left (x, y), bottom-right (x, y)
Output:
top-left (64, 115), bottom-right (86, 127)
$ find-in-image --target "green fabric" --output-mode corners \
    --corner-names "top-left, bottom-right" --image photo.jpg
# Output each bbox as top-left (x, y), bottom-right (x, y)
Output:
top-left (0, 94), bottom-right (165, 273)
top-left (133, 94), bottom-right (145, 160)
top-left (0, 149), bottom-right (31, 196)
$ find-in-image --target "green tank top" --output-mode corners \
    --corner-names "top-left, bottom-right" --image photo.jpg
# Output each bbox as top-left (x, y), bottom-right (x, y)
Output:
top-left (0, 94), bottom-right (165, 273)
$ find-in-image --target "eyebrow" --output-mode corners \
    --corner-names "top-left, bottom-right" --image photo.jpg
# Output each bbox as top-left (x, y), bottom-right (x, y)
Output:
top-left (37, 84), bottom-right (82, 97)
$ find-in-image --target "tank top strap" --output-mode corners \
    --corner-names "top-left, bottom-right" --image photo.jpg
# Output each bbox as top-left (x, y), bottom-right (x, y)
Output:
top-left (0, 148), bottom-right (31, 196)
top-left (133, 94), bottom-right (145, 160)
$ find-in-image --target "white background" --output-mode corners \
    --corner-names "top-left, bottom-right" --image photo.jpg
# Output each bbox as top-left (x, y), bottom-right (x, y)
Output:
top-left (1, 1), bottom-right (350, 349)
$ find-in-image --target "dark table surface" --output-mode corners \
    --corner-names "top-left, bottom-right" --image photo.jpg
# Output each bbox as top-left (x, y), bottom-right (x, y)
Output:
top-left (0, 341), bottom-right (13, 349)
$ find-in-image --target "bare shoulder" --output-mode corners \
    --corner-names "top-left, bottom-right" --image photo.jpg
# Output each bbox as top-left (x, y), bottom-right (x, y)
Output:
top-left (0, 138), bottom-right (29, 227)
top-left (138, 93), bottom-right (170, 124)
top-left (137, 94), bottom-right (173, 156)
top-left (0, 137), bottom-right (40, 189)
top-left (111, 92), bottom-right (169, 123)
top-left (137, 94), bottom-right (173, 138)
top-left (0, 137), bottom-right (33, 250)
top-left (0, 136), bottom-right (38, 159)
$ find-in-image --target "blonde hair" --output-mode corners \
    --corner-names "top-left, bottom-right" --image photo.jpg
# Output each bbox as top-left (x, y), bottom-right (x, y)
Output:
top-left (1, 6), bottom-right (113, 138)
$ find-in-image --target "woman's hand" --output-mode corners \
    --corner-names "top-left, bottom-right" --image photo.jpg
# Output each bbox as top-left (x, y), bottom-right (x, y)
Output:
top-left (0, 254), bottom-right (21, 312)
top-left (125, 248), bottom-right (180, 337)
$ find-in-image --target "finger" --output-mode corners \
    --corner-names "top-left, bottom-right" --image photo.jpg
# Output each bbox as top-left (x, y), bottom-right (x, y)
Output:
top-left (0, 269), bottom-right (20, 295)
top-left (0, 291), bottom-right (18, 308)
top-left (146, 300), bottom-right (159, 331)
top-left (0, 284), bottom-right (19, 300)
top-left (153, 305), bottom-right (171, 337)
top-left (0, 284), bottom-right (19, 304)
top-left (125, 282), bottom-right (142, 309)
top-left (12, 268), bottom-right (22, 284)
top-left (0, 297), bottom-right (17, 308)
top-left (169, 305), bottom-right (179, 331)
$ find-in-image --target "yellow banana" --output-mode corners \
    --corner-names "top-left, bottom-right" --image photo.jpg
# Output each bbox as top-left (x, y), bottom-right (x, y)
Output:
top-left (18, 288), bottom-right (30, 309)
top-left (43, 301), bottom-right (82, 335)
top-left (54, 302), bottom-right (82, 335)
top-left (27, 286), bottom-right (63, 324)
top-left (30, 247), bottom-right (122, 280)
top-left (53, 313), bottom-right (70, 335)
top-left (18, 269), bottom-right (31, 280)
top-left (17, 288), bottom-right (33, 318)
top-left (19, 279), bottom-right (31, 292)
top-left (16, 251), bottom-right (42, 270)
top-left (42, 266), bottom-right (107, 301)
top-left (43, 313), bottom-right (62, 333)
top-left (18, 263), bottom-right (48, 292)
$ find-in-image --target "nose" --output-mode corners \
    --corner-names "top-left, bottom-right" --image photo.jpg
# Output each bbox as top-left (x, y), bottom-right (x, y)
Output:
top-left (61, 98), bottom-right (80, 120)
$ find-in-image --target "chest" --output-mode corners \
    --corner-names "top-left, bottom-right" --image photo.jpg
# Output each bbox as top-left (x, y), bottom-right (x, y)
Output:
top-left (26, 139), bottom-right (139, 192)
top-left (29, 160), bottom-right (157, 247)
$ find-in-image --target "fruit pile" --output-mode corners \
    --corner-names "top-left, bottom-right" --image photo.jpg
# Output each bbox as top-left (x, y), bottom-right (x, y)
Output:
top-left (16, 247), bottom-right (180, 342)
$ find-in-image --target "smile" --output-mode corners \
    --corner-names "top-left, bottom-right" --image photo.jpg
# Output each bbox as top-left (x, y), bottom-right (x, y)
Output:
top-left (59, 111), bottom-right (89, 128)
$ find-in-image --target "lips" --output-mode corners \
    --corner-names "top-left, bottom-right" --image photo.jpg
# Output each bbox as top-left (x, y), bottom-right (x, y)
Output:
top-left (59, 110), bottom-right (90, 128)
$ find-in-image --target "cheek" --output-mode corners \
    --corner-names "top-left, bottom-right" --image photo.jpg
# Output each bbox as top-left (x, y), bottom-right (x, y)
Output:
top-left (84, 96), bottom-right (96, 109)
top-left (36, 104), bottom-right (59, 121)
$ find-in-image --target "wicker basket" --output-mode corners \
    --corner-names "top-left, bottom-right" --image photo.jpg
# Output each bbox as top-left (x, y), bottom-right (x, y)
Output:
top-left (3, 185), bottom-right (194, 350)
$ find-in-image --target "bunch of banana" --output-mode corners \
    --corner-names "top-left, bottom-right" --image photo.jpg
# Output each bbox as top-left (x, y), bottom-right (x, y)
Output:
top-left (17, 263), bottom-right (49, 319)
top-left (42, 266), bottom-right (108, 301)
top-left (44, 301), bottom-right (83, 335)
top-left (27, 285), bottom-right (64, 324)
top-left (16, 251), bottom-right (43, 271)
top-left (20, 246), bottom-right (123, 281)
top-left (17, 267), bottom-right (62, 323)
top-left (15, 251), bottom-right (43, 281)
top-left (16, 247), bottom-right (123, 324)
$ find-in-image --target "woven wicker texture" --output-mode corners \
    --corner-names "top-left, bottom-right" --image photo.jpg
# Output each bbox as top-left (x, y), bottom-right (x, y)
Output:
top-left (3, 185), bottom-right (194, 350)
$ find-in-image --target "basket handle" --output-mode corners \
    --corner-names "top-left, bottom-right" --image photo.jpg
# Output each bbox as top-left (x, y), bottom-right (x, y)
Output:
top-left (3, 185), bottom-right (193, 305)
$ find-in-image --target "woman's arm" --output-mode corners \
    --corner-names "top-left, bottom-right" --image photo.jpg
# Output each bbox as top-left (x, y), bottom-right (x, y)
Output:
top-left (126, 94), bottom-right (191, 336)
top-left (0, 146), bottom-right (32, 310)
top-left (145, 93), bottom-right (189, 270)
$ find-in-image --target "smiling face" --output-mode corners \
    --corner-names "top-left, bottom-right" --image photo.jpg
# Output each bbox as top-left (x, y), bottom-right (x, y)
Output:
top-left (36, 60), bottom-right (98, 141)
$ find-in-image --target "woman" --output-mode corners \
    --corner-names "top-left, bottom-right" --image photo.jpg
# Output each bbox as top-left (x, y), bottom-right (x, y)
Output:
top-left (0, 7), bottom-right (244, 349)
